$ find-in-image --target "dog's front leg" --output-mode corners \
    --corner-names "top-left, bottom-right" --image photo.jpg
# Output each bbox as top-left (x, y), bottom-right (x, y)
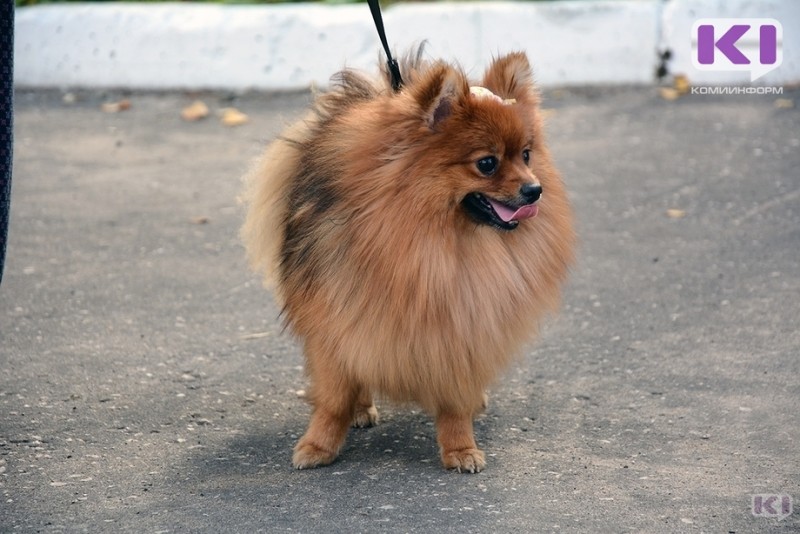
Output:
top-left (292, 344), bottom-right (356, 469)
top-left (435, 410), bottom-right (486, 473)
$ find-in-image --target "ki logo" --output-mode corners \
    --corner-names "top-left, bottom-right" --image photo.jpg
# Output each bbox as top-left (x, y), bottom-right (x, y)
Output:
top-left (692, 18), bottom-right (783, 82)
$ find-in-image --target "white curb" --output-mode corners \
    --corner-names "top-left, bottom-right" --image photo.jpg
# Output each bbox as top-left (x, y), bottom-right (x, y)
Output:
top-left (13, 0), bottom-right (800, 90)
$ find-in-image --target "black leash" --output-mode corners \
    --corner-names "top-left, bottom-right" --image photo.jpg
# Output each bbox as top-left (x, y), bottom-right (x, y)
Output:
top-left (367, 0), bottom-right (403, 91)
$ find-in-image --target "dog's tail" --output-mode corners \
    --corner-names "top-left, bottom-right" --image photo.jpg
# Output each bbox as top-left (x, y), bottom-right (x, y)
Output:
top-left (240, 115), bottom-right (314, 299)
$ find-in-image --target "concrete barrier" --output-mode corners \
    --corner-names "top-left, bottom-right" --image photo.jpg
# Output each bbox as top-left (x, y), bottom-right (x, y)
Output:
top-left (13, 0), bottom-right (800, 90)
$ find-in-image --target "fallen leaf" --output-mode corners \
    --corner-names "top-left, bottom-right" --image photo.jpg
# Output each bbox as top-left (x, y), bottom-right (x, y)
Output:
top-left (658, 87), bottom-right (680, 101)
top-left (666, 208), bottom-right (686, 219)
top-left (101, 99), bottom-right (131, 113)
top-left (220, 107), bottom-right (249, 127)
top-left (774, 98), bottom-right (794, 109)
top-left (673, 73), bottom-right (691, 95)
top-left (181, 100), bottom-right (210, 121)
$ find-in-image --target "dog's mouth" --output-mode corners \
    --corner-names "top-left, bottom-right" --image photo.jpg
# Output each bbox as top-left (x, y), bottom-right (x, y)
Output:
top-left (461, 193), bottom-right (539, 231)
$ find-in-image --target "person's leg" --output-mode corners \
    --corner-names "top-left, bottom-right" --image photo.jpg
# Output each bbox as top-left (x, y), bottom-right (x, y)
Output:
top-left (0, 0), bottom-right (14, 286)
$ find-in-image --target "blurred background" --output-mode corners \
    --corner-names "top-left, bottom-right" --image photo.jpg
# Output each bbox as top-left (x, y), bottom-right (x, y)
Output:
top-left (13, 0), bottom-right (800, 90)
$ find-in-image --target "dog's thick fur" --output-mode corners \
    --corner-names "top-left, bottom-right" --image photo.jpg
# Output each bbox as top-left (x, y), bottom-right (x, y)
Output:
top-left (241, 49), bottom-right (575, 473)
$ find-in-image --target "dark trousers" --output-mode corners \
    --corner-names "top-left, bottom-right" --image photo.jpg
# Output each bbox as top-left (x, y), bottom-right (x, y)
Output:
top-left (1, 0), bottom-right (13, 285)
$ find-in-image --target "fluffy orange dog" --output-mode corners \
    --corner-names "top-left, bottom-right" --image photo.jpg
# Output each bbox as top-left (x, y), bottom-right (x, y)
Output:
top-left (241, 49), bottom-right (574, 473)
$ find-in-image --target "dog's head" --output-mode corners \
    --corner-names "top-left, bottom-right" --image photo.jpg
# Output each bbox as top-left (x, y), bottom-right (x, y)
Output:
top-left (395, 52), bottom-right (547, 231)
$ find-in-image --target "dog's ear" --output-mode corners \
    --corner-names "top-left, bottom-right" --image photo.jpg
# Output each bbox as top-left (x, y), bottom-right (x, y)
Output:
top-left (410, 63), bottom-right (467, 130)
top-left (481, 52), bottom-right (537, 103)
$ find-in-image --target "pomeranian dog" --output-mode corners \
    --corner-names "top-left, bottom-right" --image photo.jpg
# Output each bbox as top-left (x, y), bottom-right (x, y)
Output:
top-left (241, 48), bottom-right (574, 473)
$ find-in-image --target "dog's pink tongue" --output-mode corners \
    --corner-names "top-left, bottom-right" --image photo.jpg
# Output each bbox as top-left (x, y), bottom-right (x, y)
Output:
top-left (488, 199), bottom-right (539, 222)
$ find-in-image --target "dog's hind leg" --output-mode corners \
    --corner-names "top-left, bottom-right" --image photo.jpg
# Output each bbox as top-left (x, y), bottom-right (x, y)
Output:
top-left (352, 385), bottom-right (379, 428)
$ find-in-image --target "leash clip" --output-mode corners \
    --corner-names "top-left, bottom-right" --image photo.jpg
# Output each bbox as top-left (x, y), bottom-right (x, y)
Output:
top-left (367, 0), bottom-right (403, 91)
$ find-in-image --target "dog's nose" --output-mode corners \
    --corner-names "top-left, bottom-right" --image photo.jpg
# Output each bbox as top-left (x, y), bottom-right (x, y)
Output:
top-left (520, 183), bottom-right (542, 203)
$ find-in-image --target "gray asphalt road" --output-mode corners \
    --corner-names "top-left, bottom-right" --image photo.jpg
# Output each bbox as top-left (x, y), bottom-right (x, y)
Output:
top-left (1, 86), bottom-right (798, 533)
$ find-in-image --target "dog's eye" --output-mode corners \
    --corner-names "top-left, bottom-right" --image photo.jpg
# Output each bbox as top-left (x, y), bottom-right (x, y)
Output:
top-left (522, 149), bottom-right (531, 165)
top-left (476, 156), bottom-right (499, 176)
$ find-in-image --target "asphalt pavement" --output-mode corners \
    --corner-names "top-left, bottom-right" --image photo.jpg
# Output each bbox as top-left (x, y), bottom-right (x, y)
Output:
top-left (1, 86), bottom-right (798, 533)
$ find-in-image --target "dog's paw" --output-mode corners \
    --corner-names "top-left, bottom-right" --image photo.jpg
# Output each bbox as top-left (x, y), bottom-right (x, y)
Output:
top-left (352, 404), bottom-right (379, 428)
top-left (292, 441), bottom-right (338, 470)
top-left (441, 448), bottom-right (486, 474)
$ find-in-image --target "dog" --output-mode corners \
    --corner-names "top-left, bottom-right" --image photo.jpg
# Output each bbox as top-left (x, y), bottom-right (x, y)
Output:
top-left (241, 48), bottom-right (575, 472)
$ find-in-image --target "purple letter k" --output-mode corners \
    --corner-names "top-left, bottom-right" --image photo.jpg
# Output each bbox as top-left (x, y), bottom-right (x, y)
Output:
top-left (697, 24), bottom-right (750, 65)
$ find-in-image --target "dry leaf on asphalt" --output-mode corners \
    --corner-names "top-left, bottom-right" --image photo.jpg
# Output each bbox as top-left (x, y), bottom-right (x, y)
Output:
top-left (659, 87), bottom-right (680, 101)
top-left (673, 74), bottom-right (691, 95)
top-left (181, 100), bottom-right (210, 121)
top-left (220, 107), bottom-right (249, 126)
top-left (101, 99), bottom-right (132, 113)
top-left (659, 74), bottom-right (691, 101)
top-left (666, 208), bottom-right (686, 219)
